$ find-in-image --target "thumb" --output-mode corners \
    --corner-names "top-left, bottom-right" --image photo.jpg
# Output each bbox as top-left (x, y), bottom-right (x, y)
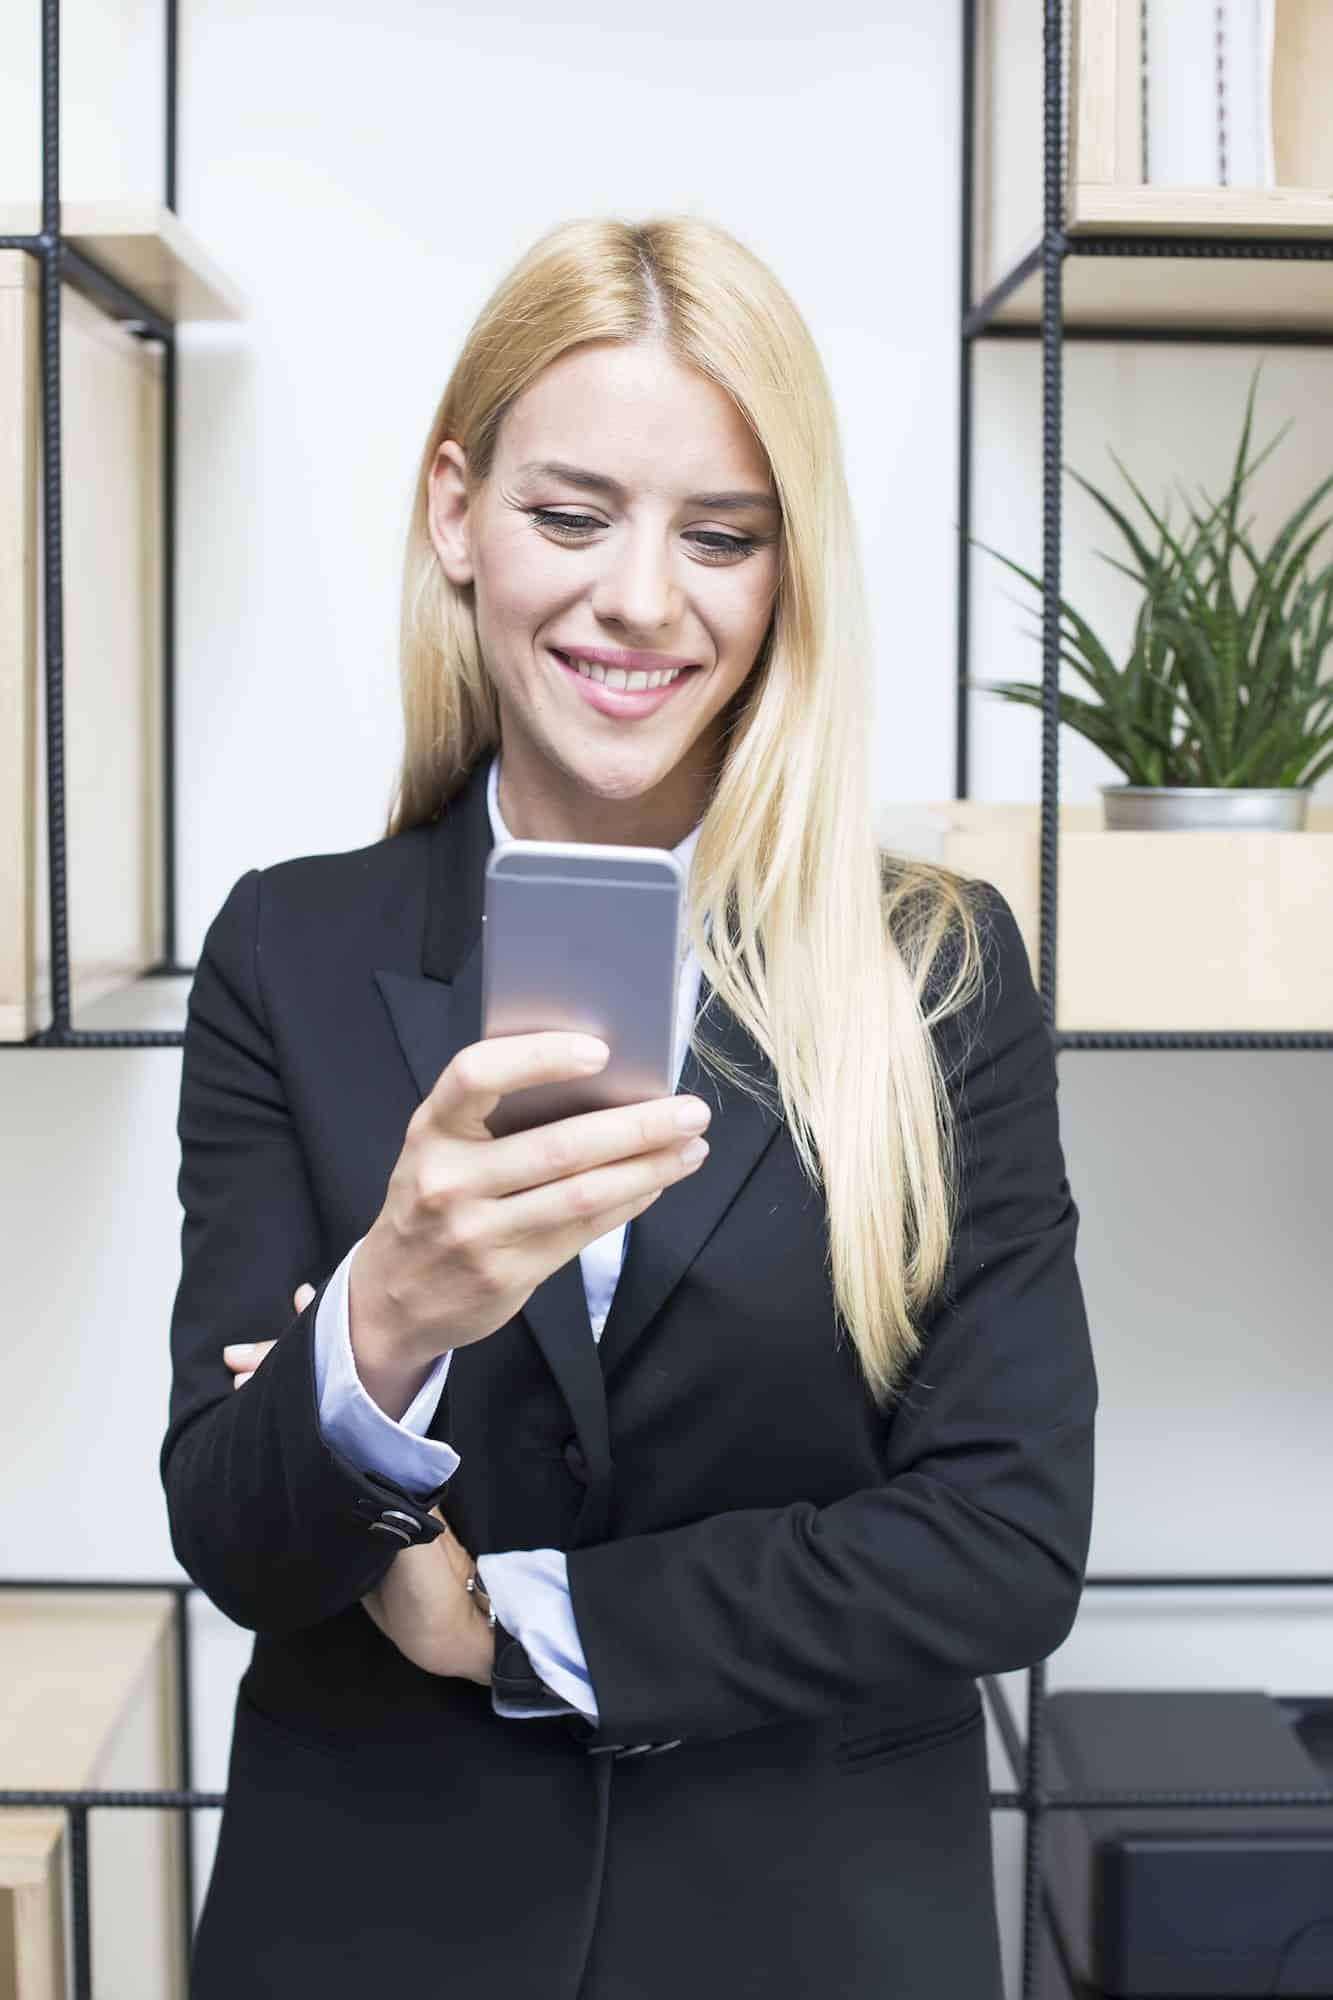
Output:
top-left (293, 1282), bottom-right (317, 1313)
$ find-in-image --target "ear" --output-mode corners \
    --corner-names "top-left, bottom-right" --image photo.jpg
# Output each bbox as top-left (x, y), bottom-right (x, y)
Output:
top-left (426, 438), bottom-right (475, 586)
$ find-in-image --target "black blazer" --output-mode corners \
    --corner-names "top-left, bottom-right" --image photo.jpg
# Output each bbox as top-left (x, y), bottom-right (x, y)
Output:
top-left (162, 750), bottom-right (1098, 2000)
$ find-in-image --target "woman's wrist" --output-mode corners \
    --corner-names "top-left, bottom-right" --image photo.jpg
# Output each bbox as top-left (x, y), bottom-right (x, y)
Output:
top-left (347, 1237), bottom-right (445, 1419)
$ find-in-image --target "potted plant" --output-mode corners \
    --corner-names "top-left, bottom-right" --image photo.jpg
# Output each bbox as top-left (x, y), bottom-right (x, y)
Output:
top-left (968, 364), bottom-right (1333, 830)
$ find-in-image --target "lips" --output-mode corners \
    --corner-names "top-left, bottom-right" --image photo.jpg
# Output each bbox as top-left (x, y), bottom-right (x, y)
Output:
top-left (548, 646), bottom-right (699, 716)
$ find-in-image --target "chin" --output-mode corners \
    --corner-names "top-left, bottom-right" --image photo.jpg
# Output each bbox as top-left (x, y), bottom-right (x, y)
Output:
top-left (555, 743), bottom-right (679, 803)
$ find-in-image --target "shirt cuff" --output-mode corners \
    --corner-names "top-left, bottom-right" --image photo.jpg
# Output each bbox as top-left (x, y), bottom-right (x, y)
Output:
top-left (313, 1236), bottom-right (460, 1494)
top-left (476, 1548), bottom-right (599, 1723)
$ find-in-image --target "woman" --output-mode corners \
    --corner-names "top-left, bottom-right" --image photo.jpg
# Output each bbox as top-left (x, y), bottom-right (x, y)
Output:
top-left (162, 214), bottom-right (1098, 1999)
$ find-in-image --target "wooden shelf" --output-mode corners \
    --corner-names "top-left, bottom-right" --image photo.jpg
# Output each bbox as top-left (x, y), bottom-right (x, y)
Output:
top-left (974, 0), bottom-right (1333, 335)
top-left (979, 233), bottom-right (1333, 336)
top-left (0, 201), bottom-right (245, 323)
top-left (1068, 183), bottom-right (1333, 238)
top-left (917, 801), bottom-right (1333, 1034)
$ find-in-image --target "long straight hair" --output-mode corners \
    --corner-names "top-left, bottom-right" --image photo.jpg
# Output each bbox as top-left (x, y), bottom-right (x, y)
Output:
top-left (386, 216), bottom-right (989, 1408)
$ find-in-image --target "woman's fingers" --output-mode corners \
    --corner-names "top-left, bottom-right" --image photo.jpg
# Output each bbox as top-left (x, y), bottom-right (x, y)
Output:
top-left (222, 1281), bottom-right (315, 1389)
top-left (223, 1337), bottom-right (277, 1387)
top-left (422, 1030), bottom-right (613, 1141)
top-left (463, 1090), bottom-right (711, 1202)
top-left (487, 1135), bottom-right (708, 1251)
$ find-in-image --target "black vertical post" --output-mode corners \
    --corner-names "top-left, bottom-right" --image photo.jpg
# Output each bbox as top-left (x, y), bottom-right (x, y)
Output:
top-left (956, 0), bottom-right (978, 802)
top-left (165, 0), bottom-right (178, 214)
top-left (68, 1802), bottom-right (93, 1999)
top-left (1021, 0), bottom-right (1068, 1993)
top-left (161, 0), bottom-right (180, 973)
top-left (38, 0), bottom-right (71, 1042)
top-left (1038, 0), bottom-right (1065, 1037)
top-left (173, 1585), bottom-right (196, 1979)
top-left (161, 331), bottom-right (179, 973)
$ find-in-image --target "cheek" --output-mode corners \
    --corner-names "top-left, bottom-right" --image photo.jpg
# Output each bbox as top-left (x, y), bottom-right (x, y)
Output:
top-left (475, 523), bottom-right (571, 632)
top-left (715, 567), bottom-right (778, 671)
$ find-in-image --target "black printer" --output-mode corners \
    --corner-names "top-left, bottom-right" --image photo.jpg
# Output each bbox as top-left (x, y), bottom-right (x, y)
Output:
top-left (1032, 1690), bottom-right (1333, 1998)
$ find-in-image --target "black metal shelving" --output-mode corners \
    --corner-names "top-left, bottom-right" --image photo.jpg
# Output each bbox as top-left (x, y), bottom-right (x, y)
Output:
top-left (958, 2), bottom-right (1333, 1994)
top-left (4, 2), bottom-right (1332, 1996)
top-left (0, 6), bottom-right (204, 1993)
top-left (0, 0), bottom-right (190, 1057)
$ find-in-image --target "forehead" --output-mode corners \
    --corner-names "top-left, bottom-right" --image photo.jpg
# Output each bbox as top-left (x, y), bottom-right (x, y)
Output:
top-left (499, 340), bottom-right (774, 496)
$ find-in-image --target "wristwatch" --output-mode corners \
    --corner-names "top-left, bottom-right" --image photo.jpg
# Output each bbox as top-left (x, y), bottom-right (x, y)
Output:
top-left (466, 1572), bottom-right (582, 1716)
top-left (468, 1575), bottom-right (683, 1753)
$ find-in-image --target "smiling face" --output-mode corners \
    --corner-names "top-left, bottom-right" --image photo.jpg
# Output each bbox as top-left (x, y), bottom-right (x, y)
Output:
top-left (426, 339), bottom-right (782, 847)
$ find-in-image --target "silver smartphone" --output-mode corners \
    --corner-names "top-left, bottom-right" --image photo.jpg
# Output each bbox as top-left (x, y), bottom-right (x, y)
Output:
top-left (481, 838), bottom-right (687, 1139)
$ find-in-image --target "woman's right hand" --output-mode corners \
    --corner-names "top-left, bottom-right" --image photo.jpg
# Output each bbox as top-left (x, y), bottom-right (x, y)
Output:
top-left (348, 1031), bottom-right (711, 1379)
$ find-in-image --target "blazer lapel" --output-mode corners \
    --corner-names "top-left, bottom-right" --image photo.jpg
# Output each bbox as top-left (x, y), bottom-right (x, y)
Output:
top-left (594, 980), bottom-right (785, 1387)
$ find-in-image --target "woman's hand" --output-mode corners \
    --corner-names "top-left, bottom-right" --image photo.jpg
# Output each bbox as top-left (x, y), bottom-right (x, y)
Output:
top-left (359, 1505), bottom-right (496, 1686)
top-left (347, 1030), bottom-right (711, 1384)
top-left (222, 1040), bottom-right (711, 1407)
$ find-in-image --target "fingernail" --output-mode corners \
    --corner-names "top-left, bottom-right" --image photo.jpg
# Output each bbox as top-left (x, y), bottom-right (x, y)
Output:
top-left (572, 1036), bottom-right (610, 1068)
top-left (223, 1343), bottom-right (255, 1360)
top-left (673, 1097), bottom-right (710, 1133)
top-left (678, 1137), bottom-right (709, 1167)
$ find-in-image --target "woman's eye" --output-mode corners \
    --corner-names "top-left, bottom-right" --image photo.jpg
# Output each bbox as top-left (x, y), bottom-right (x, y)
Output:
top-left (527, 508), bottom-right (757, 561)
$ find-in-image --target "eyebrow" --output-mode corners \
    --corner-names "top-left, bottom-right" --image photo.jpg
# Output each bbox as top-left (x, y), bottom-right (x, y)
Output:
top-left (515, 458), bottom-right (781, 515)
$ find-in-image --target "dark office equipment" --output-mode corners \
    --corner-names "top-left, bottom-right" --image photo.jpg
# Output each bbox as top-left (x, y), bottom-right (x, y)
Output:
top-left (1034, 1691), bottom-right (1333, 1998)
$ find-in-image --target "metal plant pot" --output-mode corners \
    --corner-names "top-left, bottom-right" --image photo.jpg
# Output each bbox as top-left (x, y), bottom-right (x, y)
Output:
top-left (1100, 785), bottom-right (1312, 831)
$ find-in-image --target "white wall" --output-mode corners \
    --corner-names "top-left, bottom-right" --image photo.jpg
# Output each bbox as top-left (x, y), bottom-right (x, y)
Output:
top-left (2, 5), bottom-right (1331, 1996)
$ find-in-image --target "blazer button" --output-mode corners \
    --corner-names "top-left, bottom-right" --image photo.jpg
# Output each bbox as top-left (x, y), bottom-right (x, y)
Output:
top-left (562, 1436), bottom-right (589, 1485)
top-left (369, 1508), bottom-right (422, 1545)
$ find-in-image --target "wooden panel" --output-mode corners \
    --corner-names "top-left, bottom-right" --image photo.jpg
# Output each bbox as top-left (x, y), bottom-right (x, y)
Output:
top-left (0, 1593), bottom-right (175, 1786)
top-left (32, 282), bottom-right (166, 1025)
top-left (925, 802), bottom-right (1333, 1032)
top-left (0, 1815), bottom-right (66, 2000)
top-left (0, 254), bottom-right (38, 1041)
top-left (1069, 0), bottom-right (1141, 189)
top-left (1272, 0), bottom-right (1333, 187)
top-left (0, 205), bottom-right (244, 324)
top-left (1, 269), bottom-right (166, 1039)
top-left (0, 1593), bottom-right (183, 2000)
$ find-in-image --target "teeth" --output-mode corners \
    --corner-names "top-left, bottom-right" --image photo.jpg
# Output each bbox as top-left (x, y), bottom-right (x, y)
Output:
top-left (563, 653), bottom-right (686, 692)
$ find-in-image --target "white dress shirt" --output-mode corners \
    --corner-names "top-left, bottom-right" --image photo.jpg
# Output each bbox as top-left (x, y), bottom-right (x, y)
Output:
top-left (313, 751), bottom-right (704, 1720)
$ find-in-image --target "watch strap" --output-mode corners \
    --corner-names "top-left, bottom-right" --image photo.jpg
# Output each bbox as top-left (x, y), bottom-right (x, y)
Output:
top-left (490, 1622), bottom-right (583, 1717)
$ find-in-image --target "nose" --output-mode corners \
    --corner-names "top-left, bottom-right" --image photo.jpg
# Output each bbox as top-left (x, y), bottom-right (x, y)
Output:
top-left (589, 521), bottom-right (681, 636)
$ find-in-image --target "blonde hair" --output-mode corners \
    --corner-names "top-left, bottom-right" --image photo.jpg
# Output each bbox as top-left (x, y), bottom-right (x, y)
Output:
top-left (386, 215), bottom-right (989, 1408)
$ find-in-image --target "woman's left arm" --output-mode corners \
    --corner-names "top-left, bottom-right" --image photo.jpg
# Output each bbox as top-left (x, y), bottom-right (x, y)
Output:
top-left (227, 1296), bottom-right (493, 1689)
top-left (562, 887), bottom-right (1099, 1750)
